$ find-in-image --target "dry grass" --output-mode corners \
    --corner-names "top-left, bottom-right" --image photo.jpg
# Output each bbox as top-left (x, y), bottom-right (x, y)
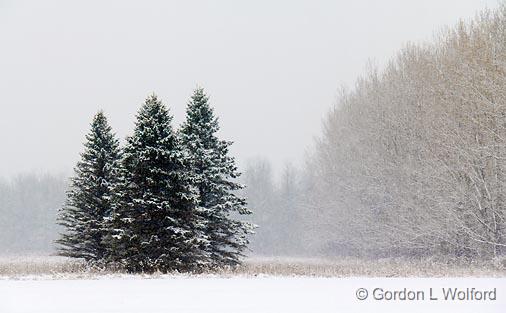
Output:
top-left (227, 257), bottom-right (506, 277)
top-left (1, 255), bottom-right (505, 279)
top-left (0, 255), bottom-right (87, 277)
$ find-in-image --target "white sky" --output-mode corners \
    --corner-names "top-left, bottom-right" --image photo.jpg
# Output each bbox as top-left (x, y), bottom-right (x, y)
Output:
top-left (0, 0), bottom-right (500, 178)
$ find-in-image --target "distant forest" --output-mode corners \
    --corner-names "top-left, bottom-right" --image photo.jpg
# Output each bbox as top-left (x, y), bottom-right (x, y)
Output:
top-left (0, 174), bottom-right (66, 253)
top-left (0, 166), bottom-right (304, 257)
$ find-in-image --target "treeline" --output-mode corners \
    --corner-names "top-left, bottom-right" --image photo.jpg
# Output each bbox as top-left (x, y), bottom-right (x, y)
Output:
top-left (0, 174), bottom-right (67, 253)
top-left (242, 159), bottom-right (306, 256)
top-left (57, 88), bottom-right (253, 272)
top-left (305, 5), bottom-right (506, 260)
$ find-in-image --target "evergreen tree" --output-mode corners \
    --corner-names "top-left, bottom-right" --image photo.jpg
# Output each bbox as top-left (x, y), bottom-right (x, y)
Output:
top-left (57, 111), bottom-right (121, 262)
top-left (180, 87), bottom-right (253, 267)
top-left (107, 94), bottom-right (208, 273)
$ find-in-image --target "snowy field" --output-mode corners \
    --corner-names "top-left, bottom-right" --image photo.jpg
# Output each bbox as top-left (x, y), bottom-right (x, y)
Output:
top-left (1, 256), bottom-right (506, 313)
top-left (1, 276), bottom-right (506, 313)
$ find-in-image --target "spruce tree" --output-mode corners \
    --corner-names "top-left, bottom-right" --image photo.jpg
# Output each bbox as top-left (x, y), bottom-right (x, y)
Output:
top-left (57, 111), bottom-right (121, 262)
top-left (107, 94), bottom-right (208, 273)
top-left (179, 87), bottom-right (253, 267)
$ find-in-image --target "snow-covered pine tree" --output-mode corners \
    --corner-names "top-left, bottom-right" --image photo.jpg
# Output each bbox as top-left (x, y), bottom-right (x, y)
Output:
top-left (57, 111), bottom-right (121, 262)
top-left (107, 94), bottom-right (208, 273)
top-left (179, 87), bottom-right (253, 267)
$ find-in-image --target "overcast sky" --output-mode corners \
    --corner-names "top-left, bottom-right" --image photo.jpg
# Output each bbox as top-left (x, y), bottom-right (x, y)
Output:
top-left (0, 0), bottom-right (499, 178)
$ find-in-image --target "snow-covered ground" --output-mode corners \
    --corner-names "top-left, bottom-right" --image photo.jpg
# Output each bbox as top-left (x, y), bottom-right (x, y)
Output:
top-left (1, 276), bottom-right (505, 313)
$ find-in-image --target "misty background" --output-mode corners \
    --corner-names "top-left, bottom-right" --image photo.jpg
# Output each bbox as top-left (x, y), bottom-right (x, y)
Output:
top-left (0, 0), bottom-right (501, 255)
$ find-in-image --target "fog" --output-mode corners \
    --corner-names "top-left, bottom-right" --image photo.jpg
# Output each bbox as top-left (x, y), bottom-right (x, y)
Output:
top-left (0, 0), bottom-right (498, 178)
top-left (0, 1), bottom-right (503, 257)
